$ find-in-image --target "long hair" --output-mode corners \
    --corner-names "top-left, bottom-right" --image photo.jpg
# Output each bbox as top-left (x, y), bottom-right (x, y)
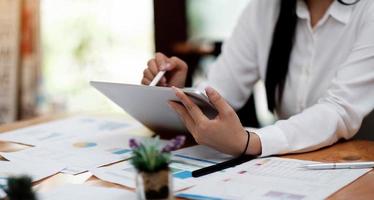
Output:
top-left (265, 0), bottom-right (360, 113)
top-left (265, 0), bottom-right (297, 113)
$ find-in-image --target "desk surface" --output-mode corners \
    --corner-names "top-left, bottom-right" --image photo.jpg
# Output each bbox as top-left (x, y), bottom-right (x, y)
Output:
top-left (0, 115), bottom-right (373, 199)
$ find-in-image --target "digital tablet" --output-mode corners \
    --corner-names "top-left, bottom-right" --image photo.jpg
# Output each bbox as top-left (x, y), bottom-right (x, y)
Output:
top-left (91, 81), bottom-right (218, 134)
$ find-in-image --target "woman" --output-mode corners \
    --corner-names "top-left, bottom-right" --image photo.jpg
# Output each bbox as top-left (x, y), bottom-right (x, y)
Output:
top-left (141, 0), bottom-right (374, 157)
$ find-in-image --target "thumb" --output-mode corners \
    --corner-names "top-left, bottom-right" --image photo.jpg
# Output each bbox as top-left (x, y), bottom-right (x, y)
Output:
top-left (205, 87), bottom-right (233, 116)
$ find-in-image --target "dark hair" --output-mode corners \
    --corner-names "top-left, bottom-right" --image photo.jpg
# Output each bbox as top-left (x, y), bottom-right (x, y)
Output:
top-left (265, 0), bottom-right (297, 112)
top-left (265, 0), bottom-right (360, 112)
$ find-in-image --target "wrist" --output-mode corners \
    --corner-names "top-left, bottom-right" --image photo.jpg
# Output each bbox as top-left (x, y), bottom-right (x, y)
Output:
top-left (235, 128), bottom-right (249, 156)
top-left (240, 130), bottom-right (251, 156)
top-left (247, 131), bottom-right (262, 156)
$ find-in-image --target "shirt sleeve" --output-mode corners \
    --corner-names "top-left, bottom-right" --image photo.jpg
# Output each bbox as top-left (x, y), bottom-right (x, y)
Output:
top-left (196, 0), bottom-right (260, 110)
top-left (257, 15), bottom-right (374, 157)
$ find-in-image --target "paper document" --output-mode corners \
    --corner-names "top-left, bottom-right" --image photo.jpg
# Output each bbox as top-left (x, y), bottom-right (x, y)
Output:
top-left (0, 161), bottom-right (64, 199)
top-left (0, 117), bottom-right (148, 175)
top-left (91, 160), bottom-right (203, 191)
top-left (177, 157), bottom-right (371, 200)
top-left (39, 184), bottom-right (136, 200)
top-left (92, 145), bottom-right (233, 191)
top-left (0, 134), bottom-right (140, 175)
top-left (1, 146), bottom-right (125, 175)
top-left (0, 160), bottom-right (64, 182)
top-left (0, 116), bottom-right (140, 146)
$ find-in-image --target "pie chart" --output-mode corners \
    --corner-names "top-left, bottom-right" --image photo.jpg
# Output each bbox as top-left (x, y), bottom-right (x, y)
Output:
top-left (73, 142), bottom-right (97, 148)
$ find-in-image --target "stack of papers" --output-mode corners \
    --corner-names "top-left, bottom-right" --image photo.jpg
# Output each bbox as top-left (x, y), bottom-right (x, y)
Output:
top-left (177, 157), bottom-right (371, 200)
top-left (91, 145), bottom-right (233, 191)
top-left (0, 116), bottom-right (140, 146)
top-left (1, 142), bottom-right (131, 175)
top-left (0, 160), bottom-right (64, 181)
top-left (0, 116), bottom-right (370, 199)
top-left (0, 160), bottom-right (65, 199)
top-left (89, 146), bottom-right (370, 199)
top-left (0, 116), bottom-right (143, 174)
top-left (91, 161), bottom-right (194, 191)
top-left (38, 184), bottom-right (136, 200)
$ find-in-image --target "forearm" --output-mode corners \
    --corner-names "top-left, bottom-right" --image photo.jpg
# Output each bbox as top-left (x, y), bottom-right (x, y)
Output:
top-left (254, 101), bottom-right (370, 157)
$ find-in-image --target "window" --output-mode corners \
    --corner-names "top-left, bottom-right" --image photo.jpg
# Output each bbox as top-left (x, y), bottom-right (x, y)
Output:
top-left (40, 0), bottom-right (154, 113)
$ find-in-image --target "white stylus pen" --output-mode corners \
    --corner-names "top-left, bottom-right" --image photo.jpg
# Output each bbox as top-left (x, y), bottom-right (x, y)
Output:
top-left (303, 162), bottom-right (374, 170)
top-left (149, 71), bottom-right (166, 86)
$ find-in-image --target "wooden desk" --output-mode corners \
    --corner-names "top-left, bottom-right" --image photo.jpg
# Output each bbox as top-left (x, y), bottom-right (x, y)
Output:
top-left (1, 115), bottom-right (374, 199)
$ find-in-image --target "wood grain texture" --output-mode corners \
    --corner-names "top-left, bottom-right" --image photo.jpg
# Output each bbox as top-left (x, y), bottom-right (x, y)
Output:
top-left (0, 115), bottom-right (373, 199)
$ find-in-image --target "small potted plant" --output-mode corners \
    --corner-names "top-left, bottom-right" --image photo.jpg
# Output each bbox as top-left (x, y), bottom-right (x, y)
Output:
top-left (3, 176), bottom-right (37, 200)
top-left (129, 136), bottom-right (185, 200)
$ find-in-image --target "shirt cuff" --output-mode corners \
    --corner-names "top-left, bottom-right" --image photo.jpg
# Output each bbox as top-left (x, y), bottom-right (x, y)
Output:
top-left (255, 125), bottom-right (289, 157)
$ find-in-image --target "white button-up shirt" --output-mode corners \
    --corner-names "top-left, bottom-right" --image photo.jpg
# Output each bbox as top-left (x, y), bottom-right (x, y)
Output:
top-left (197, 0), bottom-right (374, 156)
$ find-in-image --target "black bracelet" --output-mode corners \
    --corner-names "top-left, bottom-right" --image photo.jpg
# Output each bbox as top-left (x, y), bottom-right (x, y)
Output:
top-left (241, 130), bottom-right (251, 156)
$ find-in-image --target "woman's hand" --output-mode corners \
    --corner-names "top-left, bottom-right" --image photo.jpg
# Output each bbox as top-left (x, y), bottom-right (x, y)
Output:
top-left (169, 86), bottom-right (262, 156)
top-left (141, 52), bottom-right (188, 88)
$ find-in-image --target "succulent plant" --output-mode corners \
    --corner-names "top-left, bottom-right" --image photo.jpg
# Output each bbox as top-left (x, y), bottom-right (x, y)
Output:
top-left (129, 136), bottom-right (186, 172)
top-left (5, 176), bottom-right (36, 200)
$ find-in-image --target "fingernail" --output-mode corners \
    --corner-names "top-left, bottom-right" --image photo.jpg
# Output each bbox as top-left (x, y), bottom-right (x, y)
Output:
top-left (172, 87), bottom-right (181, 97)
top-left (205, 87), bottom-right (214, 95)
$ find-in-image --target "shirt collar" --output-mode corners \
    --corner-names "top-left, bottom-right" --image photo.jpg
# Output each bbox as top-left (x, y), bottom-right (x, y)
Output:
top-left (329, 0), bottom-right (353, 24)
top-left (296, 0), bottom-right (354, 25)
top-left (296, 0), bottom-right (310, 20)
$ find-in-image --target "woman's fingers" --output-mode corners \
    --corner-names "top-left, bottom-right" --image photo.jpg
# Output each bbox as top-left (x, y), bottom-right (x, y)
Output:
top-left (143, 68), bottom-right (154, 80)
top-left (168, 101), bottom-right (195, 131)
top-left (142, 53), bottom-right (188, 88)
top-left (145, 59), bottom-right (170, 86)
top-left (147, 59), bottom-right (159, 75)
top-left (173, 87), bottom-right (207, 123)
top-left (205, 87), bottom-right (234, 117)
top-left (141, 78), bottom-right (151, 85)
top-left (155, 53), bottom-right (170, 69)
top-left (170, 56), bottom-right (188, 70)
